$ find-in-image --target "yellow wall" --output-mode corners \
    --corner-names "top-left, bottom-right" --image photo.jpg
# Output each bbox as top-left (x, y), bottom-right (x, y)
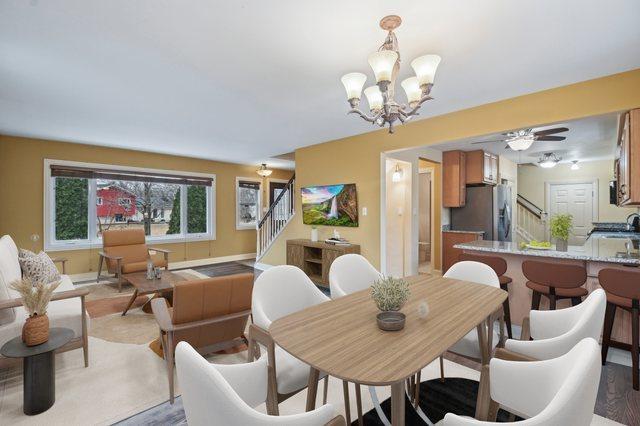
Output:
top-left (0, 135), bottom-right (292, 273)
top-left (261, 69), bottom-right (640, 268)
top-left (518, 159), bottom-right (638, 222)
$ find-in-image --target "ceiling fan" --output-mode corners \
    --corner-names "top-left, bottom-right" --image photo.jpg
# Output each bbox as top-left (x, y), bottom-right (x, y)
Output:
top-left (471, 127), bottom-right (569, 151)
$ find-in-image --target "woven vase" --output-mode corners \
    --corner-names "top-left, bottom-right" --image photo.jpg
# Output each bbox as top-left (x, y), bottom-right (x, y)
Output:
top-left (22, 314), bottom-right (49, 347)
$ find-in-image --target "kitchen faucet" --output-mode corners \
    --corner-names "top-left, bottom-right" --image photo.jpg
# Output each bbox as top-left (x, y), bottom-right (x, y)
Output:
top-left (626, 213), bottom-right (640, 231)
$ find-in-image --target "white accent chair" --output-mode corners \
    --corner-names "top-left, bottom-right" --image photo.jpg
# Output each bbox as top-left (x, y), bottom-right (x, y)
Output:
top-left (329, 253), bottom-right (382, 299)
top-left (329, 253), bottom-right (382, 424)
top-left (248, 265), bottom-right (331, 415)
top-left (175, 342), bottom-right (344, 426)
top-left (503, 288), bottom-right (607, 361)
top-left (436, 338), bottom-right (602, 425)
top-left (0, 235), bottom-right (90, 368)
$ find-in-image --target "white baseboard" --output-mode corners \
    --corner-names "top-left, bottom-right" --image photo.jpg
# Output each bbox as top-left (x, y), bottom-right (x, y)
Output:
top-left (253, 262), bottom-right (273, 271)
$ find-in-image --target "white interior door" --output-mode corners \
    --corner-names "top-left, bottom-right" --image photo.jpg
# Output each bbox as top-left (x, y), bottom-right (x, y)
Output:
top-left (548, 182), bottom-right (595, 246)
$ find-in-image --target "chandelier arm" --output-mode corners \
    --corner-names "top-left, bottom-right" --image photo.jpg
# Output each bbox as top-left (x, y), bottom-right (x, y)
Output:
top-left (347, 108), bottom-right (379, 123)
top-left (400, 95), bottom-right (434, 117)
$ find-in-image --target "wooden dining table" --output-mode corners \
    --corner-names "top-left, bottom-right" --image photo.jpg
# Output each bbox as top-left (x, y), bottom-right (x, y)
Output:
top-left (269, 274), bottom-right (507, 425)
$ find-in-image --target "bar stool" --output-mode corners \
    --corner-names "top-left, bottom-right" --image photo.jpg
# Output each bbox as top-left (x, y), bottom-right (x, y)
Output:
top-left (599, 268), bottom-right (640, 391)
top-left (459, 253), bottom-right (514, 339)
top-left (522, 260), bottom-right (587, 310)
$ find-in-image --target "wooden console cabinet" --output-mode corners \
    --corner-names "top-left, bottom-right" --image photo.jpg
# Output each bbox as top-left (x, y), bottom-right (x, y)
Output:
top-left (286, 239), bottom-right (361, 287)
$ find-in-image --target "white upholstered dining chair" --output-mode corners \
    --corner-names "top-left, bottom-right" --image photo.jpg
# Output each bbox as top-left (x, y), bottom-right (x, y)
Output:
top-left (248, 265), bottom-right (331, 416)
top-left (442, 261), bottom-right (502, 366)
top-left (175, 342), bottom-right (344, 426)
top-left (436, 338), bottom-right (601, 425)
top-left (502, 288), bottom-right (606, 361)
top-left (329, 253), bottom-right (382, 299)
top-left (328, 253), bottom-right (382, 424)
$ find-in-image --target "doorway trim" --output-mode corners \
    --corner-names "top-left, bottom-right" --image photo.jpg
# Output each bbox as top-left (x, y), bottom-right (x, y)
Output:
top-left (418, 166), bottom-right (435, 274)
top-left (544, 178), bottom-right (599, 237)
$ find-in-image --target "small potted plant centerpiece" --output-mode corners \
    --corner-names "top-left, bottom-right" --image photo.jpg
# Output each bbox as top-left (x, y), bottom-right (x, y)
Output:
top-left (371, 276), bottom-right (410, 331)
top-left (10, 278), bottom-right (60, 346)
top-left (550, 213), bottom-right (573, 252)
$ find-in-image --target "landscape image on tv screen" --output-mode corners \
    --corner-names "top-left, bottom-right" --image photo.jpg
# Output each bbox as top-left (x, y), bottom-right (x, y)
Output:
top-left (301, 184), bottom-right (358, 227)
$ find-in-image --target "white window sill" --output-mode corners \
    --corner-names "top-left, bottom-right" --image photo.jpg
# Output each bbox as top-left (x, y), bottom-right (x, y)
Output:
top-left (45, 234), bottom-right (216, 252)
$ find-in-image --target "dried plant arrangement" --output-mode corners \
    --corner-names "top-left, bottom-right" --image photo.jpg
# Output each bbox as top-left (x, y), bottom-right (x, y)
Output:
top-left (10, 278), bottom-right (60, 316)
top-left (371, 276), bottom-right (410, 312)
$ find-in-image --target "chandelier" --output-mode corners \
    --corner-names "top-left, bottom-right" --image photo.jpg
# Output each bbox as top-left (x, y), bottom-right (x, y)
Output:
top-left (256, 163), bottom-right (273, 177)
top-left (340, 15), bottom-right (441, 134)
top-left (538, 153), bottom-right (561, 168)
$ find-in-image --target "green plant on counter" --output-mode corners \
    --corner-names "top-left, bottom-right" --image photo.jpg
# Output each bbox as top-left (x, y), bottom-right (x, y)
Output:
top-left (550, 214), bottom-right (573, 241)
top-left (371, 276), bottom-right (410, 311)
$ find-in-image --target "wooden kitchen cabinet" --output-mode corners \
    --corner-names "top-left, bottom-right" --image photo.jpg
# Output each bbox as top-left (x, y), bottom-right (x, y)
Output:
top-left (443, 150), bottom-right (466, 207)
top-left (442, 231), bottom-right (484, 273)
top-left (617, 109), bottom-right (640, 206)
top-left (466, 150), bottom-right (498, 185)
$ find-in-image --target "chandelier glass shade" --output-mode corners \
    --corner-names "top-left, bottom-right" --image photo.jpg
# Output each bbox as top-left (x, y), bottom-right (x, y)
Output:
top-left (256, 163), bottom-right (273, 177)
top-left (340, 15), bottom-right (441, 133)
top-left (538, 153), bottom-right (561, 168)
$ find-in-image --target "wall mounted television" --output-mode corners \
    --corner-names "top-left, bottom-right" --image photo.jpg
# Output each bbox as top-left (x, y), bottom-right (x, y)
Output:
top-left (301, 183), bottom-right (358, 227)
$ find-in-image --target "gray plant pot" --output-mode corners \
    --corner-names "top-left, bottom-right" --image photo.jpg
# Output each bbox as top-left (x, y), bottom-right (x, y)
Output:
top-left (555, 239), bottom-right (568, 252)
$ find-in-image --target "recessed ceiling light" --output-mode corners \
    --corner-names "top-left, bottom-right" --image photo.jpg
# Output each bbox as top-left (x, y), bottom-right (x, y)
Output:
top-left (570, 160), bottom-right (580, 171)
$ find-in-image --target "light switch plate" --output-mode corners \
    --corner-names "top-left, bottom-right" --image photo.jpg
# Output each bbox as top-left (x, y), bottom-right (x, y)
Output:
top-left (362, 207), bottom-right (367, 216)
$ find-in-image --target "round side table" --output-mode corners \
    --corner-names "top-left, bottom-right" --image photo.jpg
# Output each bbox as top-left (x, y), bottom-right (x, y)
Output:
top-left (1, 327), bottom-right (74, 415)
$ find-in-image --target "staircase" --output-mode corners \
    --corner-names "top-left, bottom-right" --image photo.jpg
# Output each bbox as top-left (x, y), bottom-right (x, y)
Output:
top-left (516, 194), bottom-right (547, 243)
top-left (256, 174), bottom-right (295, 260)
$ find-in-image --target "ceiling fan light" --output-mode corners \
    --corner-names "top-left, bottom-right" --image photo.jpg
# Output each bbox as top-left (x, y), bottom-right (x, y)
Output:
top-left (364, 85), bottom-right (383, 111)
top-left (538, 153), bottom-right (560, 168)
top-left (401, 77), bottom-right (422, 106)
top-left (411, 54), bottom-right (441, 86)
top-left (507, 137), bottom-right (535, 151)
top-left (368, 50), bottom-right (398, 83)
top-left (340, 72), bottom-right (367, 102)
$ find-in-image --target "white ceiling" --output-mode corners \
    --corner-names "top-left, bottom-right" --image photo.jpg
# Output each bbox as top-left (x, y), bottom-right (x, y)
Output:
top-left (430, 113), bottom-right (619, 165)
top-left (1, 1), bottom-right (639, 168)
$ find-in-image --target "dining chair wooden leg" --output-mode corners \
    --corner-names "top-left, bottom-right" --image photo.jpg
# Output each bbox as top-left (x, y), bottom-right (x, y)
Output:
top-left (477, 321), bottom-right (489, 365)
top-left (342, 380), bottom-right (352, 425)
top-left (306, 367), bottom-right (320, 412)
top-left (632, 303), bottom-right (639, 391)
top-left (500, 284), bottom-right (513, 339)
top-left (488, 399), bottom-right (500, 422)
top-left (531, 291), bottom-right (541, 310)
top-left (266, 364), bottom-right (279, 416)
top-left (439, 354), bottom-right (445, 382)
top-left (549, 293), bottom-right (557, 310)
top-left (323, 376), bottom-right (329, 405)
top-left (390, 381), bottom-right (405, 426)
top-left (414, 371), bottom-right (421, 408)
top-left (601, 302), bottom-right (616, 365)
top-left (355, 384), bottom-right (363, 426)
top-left (498, 313), bottom-right (506, 347)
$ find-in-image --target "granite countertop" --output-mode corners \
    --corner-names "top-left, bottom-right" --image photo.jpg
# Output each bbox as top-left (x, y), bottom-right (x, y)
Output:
top-left (442, 230), bottom-right (485, 235)
top-left (454, 234), bottom-right (640, 265)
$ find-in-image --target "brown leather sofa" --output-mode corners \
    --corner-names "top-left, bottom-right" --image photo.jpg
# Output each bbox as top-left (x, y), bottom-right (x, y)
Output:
top-left (97, 228), bottom-right (170, 291)
top-left (151, 272), bottom-right (254, 403)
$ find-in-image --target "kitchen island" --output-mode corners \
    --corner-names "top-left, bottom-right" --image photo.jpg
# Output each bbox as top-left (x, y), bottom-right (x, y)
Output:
top-left (455, 234), bottom-right (640, 344)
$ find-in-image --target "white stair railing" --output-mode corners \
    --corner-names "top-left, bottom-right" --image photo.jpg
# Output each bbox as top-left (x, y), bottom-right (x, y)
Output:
top-left (516, 194), bottom-right (547, 243)
top-left (256, 175), bottom-right (295, 259)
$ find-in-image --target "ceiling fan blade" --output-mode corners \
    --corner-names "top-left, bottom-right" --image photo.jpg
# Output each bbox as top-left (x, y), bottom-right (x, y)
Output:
top-left (535, 135), bottom-right (566, 141)
top-left (533, 127), bottom-right (569, 136)
top-left (471, 139), bottom-right (507, 145)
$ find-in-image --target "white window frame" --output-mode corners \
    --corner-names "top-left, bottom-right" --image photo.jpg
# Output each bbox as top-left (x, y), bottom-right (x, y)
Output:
top-left (117, 197), bottom-right (131, 206)
top-left (44, 159), bottom-right (216, 251)
top-left (236, 177), bottom-right (262, 230)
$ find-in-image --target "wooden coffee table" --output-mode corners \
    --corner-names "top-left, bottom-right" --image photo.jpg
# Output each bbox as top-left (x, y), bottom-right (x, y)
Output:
top-left (121, 271), bottom-right (182, 316)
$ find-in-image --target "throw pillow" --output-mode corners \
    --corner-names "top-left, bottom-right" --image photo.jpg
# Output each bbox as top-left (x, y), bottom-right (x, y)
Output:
top-left (19, 251), bottom-right (61, 285)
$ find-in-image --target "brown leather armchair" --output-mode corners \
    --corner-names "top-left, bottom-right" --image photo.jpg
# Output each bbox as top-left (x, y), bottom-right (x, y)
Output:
top-left (151, 272), bottom-right (253, 403)
top-left (97, 228), bottom-right (170, 292)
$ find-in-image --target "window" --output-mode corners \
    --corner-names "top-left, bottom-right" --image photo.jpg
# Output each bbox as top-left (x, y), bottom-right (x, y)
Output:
top-left (236, 178), bottom-right (261, 230)
top-left (45, 160), bottom-right (215, 250)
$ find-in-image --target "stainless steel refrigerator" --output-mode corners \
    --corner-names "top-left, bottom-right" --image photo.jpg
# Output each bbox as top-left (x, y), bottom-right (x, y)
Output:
top-left (450, 185), bottom-right (512, 242)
